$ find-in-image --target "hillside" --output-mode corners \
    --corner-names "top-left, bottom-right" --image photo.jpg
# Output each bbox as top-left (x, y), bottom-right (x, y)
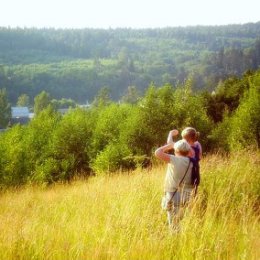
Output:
top-left (0, 152), bottom-right (259, 259)
top-left (0, 23), bottom-right (260, 103)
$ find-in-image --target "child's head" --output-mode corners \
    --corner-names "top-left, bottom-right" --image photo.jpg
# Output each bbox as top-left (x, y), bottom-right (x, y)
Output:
top-left (181, 127), bottom-right (200, 144)
top-left (173, 140), bottom-right (191, 156)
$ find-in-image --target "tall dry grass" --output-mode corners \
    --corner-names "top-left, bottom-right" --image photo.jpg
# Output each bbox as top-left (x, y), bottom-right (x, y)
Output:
top-left (0, 152), bottom-right (259, 260)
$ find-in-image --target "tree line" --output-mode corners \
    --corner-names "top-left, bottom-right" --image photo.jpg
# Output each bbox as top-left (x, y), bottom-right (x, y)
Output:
top-left (0, 69), bottom-right (259, 187)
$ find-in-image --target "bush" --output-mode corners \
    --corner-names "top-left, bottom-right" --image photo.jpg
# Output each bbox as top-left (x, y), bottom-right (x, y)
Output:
top-left (51, 108), bottom-right (96, 179)
top-left (91, 142), bottom-right (132, 174)
top-left (228, 83), bottom-right (260, 150)
top-left (23, 107), bottom-right (61, 183)
top-left (208, 112), bottom-right (232, 152)
top-left (0, 125), bottom-right (27, 186)
top-left (90, 103), bottom-right (132, 157)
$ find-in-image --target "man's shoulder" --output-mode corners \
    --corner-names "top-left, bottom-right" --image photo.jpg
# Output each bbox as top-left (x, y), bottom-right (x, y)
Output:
top-left (170, 155), bottom-right (189, 164)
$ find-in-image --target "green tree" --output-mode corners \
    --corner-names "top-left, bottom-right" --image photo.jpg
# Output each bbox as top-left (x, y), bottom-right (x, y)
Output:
top-left (121, 86), bottom-right (140, 104)
top-left (0, 65), bottom-right (8, 91)
top-left (91, 103), bottom-right (130, 153)
top-left (23, 107), bottom-right (61, 183)
top-left (0, 88), bottom-right (11, 128)
top-left (118, 105), bottom-right (153, 162)
top-left (0, 125), bottom-right (27, 186)
top-left (90, 103), bottom-right (133, 173)
top-left (119, 84), bottom-right (177, 158)
top-left (51, 98), bottom-right (76, 110)
top-left (92, 87), bottom-right (111, 107)
top-left (171, 79), bottom-right (213, 148)
top-left (91, 142), bottom-right (131, 174)
top-left (118, 47), bottom-right (129, 67)
top-left (34, 91), bottom-right (51, 115)
top-left (17, 94), bottom-right (30, 107)
top-left (229, 83), bottom-right (260, 150)
top-left (139, 84), bottom-right (176, 147)
top-left (51, 108), bottom-right (96, 179)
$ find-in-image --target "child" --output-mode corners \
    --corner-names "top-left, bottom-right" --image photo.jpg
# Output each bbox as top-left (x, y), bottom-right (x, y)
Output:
top-left (155, 136), bottom-right (194, 228)
top-left (167, 127), bottom-right (202, 159)
top-left (181, 127), bottom-right (202, 161)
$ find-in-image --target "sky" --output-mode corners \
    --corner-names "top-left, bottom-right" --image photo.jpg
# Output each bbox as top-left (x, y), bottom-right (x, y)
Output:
top-left (0, 0), bottom-right (259, 29)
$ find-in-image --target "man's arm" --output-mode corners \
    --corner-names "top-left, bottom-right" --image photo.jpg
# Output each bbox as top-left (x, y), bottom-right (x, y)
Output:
top-left (155, 144), bottom-right (174, 163)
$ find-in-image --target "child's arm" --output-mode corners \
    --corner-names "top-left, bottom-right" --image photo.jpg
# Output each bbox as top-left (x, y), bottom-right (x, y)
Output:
top-left (167, 129), bottom-right (179, 144)
top-left (195, 141), bottom-right (203, 159)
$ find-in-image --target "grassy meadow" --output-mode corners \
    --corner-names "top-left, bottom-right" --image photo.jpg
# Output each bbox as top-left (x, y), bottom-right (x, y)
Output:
top-left (0, 152), bottom-right (259, 260)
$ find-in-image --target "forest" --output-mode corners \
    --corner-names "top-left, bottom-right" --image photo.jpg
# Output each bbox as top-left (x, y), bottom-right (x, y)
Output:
top-left (0, 22), bottom-right (260, 104)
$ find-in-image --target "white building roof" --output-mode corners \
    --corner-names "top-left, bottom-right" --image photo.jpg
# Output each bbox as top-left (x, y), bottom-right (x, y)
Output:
top-left (11, 107), bottom-right (30, 118)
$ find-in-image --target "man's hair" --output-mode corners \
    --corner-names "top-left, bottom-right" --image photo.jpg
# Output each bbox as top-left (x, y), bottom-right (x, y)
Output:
top-left (181, 127), bottom-right (200, 142)
top-left (174, 140), bottom-right (190, 156)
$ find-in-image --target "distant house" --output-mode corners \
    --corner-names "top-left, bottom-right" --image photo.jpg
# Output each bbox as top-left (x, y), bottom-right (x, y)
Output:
top-left (78, 103), bottom-right (91, 109)
top-left (57, 108), bottom-right (70, 115)
top-left (11, 107), bottom-right (30, 125)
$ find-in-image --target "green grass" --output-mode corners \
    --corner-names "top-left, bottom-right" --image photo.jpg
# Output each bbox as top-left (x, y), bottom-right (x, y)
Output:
top-left (0, 152), bottom-right (259, 260)
top-left (8, 58), bottom-right (117, 74)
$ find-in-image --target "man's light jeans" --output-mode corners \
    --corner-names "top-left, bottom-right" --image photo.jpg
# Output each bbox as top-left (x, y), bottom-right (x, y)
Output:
top-left (165, 188), bottom-right (193, 226)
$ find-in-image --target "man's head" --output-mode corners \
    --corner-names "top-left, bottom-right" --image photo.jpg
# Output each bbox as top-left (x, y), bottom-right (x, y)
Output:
top-left (173, 140), bottom-right (191, 156)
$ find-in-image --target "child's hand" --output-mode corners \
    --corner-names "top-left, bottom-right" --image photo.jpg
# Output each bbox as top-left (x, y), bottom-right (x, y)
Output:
top-left (170, 129), bottom-right (179, 137)
top-left (167, 129), bottom-right (179, 145)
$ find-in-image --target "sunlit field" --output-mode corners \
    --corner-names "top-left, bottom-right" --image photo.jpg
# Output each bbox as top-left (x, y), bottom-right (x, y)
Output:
top-left (0, 152), bottom-right (259, 260)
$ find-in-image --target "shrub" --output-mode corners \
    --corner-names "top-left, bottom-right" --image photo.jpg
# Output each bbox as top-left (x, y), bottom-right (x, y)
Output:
top-left (91, 142), bottom-right (132, 175)
top-left (90, 103), bottom-right (132, 157)
top-left (51, 108), bottom-right (96, 179)
top-left (23, 107), bottom-right (61, 182)
top-left (228, 83), bottom-right (260, 150)
top-left (0, 125), bottom-right (27, 186)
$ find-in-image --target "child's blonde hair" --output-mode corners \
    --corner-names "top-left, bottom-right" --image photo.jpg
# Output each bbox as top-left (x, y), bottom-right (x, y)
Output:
top-left (181, 127), bottom-right (200, 142)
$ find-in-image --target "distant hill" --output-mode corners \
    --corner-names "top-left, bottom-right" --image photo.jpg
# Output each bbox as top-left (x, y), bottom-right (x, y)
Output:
top-left (0, 23), bottom-right (260, 103)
